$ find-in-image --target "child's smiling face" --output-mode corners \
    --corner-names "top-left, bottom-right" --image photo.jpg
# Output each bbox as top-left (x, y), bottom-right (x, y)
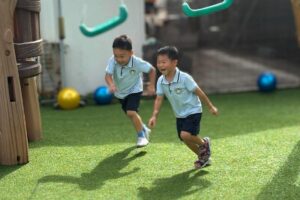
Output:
top-left (113, 48), bottom-right (133, 66)
top-left (156, 54), bottom-right (177, 76)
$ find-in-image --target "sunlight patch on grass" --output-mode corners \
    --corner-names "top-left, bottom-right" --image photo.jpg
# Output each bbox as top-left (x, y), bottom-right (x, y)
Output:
top-left (1, 89), bottom-right (300, 199)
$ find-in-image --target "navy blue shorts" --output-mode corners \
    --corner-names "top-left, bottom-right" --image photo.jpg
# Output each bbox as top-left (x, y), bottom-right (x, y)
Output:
top-left (176, 113), bottom-right (202, 140)
top-left (118, 92), bottom-right (142, 113)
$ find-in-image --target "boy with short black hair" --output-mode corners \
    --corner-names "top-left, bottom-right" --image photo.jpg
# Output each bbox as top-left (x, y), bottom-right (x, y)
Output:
top-left (105, 35), bottom-right (156, 147)
top-left (148, 46), bottom-right (218, 168)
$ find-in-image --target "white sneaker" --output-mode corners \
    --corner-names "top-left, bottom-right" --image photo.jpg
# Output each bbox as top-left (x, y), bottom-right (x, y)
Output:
top-left (136, 137), bottom-right (149, 148)
top-left (143, 125), bottom-right (151, 141)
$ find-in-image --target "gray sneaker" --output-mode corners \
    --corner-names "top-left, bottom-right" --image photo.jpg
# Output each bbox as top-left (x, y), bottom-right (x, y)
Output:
top-left (203, 137), bottom-right (211, 157)
top-left (194, 158), bottom-right (211, 169)
top-left (198, 137), bottom-right (211, 161)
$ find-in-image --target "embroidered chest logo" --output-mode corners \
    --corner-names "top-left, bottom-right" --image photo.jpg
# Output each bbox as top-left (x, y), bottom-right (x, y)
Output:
top-left (175, 88), bottom-right (182, 94)
top-left (130, 69), bottom-right (136, 75)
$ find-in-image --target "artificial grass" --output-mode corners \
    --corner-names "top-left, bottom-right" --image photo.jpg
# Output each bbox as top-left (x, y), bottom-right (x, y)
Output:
top-left (0, 88), bottom-right (300, 199)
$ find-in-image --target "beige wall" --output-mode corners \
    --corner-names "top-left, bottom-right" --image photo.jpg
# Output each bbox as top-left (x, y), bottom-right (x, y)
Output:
top-left (40, 0), bottom-right (146, 95)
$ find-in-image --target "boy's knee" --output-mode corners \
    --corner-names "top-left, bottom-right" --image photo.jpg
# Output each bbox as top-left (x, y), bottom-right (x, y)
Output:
top-left (126, 110), bottom-right (137, 118)
top-left (180, 132), bottom-right (191, 141)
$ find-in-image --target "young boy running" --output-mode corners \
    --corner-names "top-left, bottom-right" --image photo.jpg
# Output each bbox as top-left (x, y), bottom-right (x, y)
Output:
top-left (148, 46), bottom-right (218, 168)
top-left (105, 35), bottom-right (156, 147)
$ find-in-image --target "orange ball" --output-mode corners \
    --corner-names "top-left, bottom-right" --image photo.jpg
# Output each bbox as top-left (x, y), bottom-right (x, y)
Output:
top-left (57, 88), bottom-right (80, 110)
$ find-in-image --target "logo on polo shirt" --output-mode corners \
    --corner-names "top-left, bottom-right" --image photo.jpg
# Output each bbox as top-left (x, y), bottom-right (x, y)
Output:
top-left (175, 88), bottom-right (182, 94)
top-left (130, 69), bottom-right (136, 75)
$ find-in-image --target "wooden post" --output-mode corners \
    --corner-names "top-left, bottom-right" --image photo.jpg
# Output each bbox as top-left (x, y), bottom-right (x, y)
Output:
top-left (14, 0), bottom-right (43, 141)
top-left (0, 0), bottom-right (29, 165)
top-left (291, 0), bottom-right (300, 47)
top-left (20, 77), bottom-right (42, 141)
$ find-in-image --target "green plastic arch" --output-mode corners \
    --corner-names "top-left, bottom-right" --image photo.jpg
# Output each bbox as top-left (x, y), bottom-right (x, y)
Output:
top-left (80, 4), bottom-right (128, 37)
top-left (182, 0), bottom-right (233, 17)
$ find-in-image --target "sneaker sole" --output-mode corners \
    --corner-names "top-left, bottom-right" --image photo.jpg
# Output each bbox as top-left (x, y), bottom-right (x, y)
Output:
top-left (136, 144), bottom-right (148, 148)
top-left (136, 141), bottom-right (149, 148)
top-left (194, 158), bottom-right (212, 169)
top-left (194, 162), bottom-right (208, 169)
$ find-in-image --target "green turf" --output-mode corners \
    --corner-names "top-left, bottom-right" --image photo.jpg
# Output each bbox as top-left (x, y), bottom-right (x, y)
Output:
top-left (1, 88), bottom-right (300, 199)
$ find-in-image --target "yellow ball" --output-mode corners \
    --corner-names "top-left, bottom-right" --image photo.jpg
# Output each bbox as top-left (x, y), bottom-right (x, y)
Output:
top-left (57, 88), bottom-right (80, 110)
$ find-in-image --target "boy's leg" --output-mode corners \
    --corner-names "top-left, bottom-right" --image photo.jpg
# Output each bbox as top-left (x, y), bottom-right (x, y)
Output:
top-left (126, 112), bottom-right (151, 141)
top-left (177, 114), bottom-right (211, 168)
top-left (183, 139), bottom-right (199, 155)
top-left (127, 110), bottom-right (143, 132)
top-left (180, 131), bottom-right (203, 154)
top-left (120, 92), bottom-right (145, 133)
top-left (180, 132), bottom-right (210, 169)
top-left (123, 92), bottom-right (149, 147)
top-left (127, 111), bottom-right (148, 147)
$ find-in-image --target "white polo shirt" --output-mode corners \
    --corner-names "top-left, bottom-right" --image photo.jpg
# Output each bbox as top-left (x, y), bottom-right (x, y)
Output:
top-left (156, 68), bottom-right (202, 118)
top-left (106, 55), bottom-right (152, 99)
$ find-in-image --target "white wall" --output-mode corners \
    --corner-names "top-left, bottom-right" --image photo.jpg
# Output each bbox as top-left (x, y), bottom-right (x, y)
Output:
top-left (40, 0), bottom-right (146, 95)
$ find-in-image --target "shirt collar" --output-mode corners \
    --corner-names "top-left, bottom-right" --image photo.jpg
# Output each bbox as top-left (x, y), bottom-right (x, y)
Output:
top-left (161, 67), bottom-right (180, 84)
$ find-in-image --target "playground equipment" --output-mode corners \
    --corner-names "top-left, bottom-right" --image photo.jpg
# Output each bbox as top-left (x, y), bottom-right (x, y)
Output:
top-left (79, 3), bottom-right (128, 37)
top-left (94, 86), bottom-right (113, 105)
top-left (257, 72), bottom-right (277, 92)
top-left (57, 88), bottom-right (81, 110)
top-left (182, 0), bottom-right (233, 17)
top-left (0, 0), bottom-right (43, 165)
top-left (0, 0), bottom-right (28, 165)
top-left (14, 0), bottom-right (43, 142)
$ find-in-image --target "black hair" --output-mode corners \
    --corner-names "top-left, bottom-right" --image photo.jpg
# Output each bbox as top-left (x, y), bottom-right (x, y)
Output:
top-left (112, 35), bottom-right (132, 50)
top-left (157, 46), bottom-right (179, 60)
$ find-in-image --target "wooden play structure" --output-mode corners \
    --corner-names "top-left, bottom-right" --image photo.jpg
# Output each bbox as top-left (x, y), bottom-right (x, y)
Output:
top-left (0, 0), bottom-right (43, 165)
top-left (291, 0), bottom-right (300, 47)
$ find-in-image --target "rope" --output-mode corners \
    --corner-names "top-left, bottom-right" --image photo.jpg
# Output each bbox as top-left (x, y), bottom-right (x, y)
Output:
top-left (81, 3), bottom-right (87, 23)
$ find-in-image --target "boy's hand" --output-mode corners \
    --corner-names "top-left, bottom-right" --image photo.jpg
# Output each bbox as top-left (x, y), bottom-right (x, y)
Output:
top-left (148, 116), bottom-right (157, 128)
top-left (209, 106), bottom-right (219, 116)
top-left (147, 85), bottom-right (155, 96)
top-left (109, 84), bottom-right (117, 93)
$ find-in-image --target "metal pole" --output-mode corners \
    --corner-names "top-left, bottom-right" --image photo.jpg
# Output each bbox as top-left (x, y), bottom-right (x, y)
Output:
top-left (58, 0), bottom-right (66, 88)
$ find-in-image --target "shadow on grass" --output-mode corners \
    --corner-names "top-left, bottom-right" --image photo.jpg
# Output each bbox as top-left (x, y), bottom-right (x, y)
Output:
top-left (256, 140), bottom-right (300, 199)
top-left (37, 146), bottom-right (145, 191)
top-left (0, 165), bottom-right (22, 180)
top-left (138, 169), bottom-right (211, 200)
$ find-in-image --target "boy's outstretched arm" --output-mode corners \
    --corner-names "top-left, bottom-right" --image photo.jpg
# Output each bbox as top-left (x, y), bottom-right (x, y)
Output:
top-left (147, 67), bottom-right (156, 95)
top-left (105, 73), bottom-right (116, 93)
top-left (148, 95), bottom-right (164, 128)
top-left (194, 87), bottom-right (219, 115)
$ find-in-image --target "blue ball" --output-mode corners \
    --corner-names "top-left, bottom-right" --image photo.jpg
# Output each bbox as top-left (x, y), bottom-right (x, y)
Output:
top-left (94, 86), bottom-right (113, 105)
top-left (257, 72), bottom-right (277, 92)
